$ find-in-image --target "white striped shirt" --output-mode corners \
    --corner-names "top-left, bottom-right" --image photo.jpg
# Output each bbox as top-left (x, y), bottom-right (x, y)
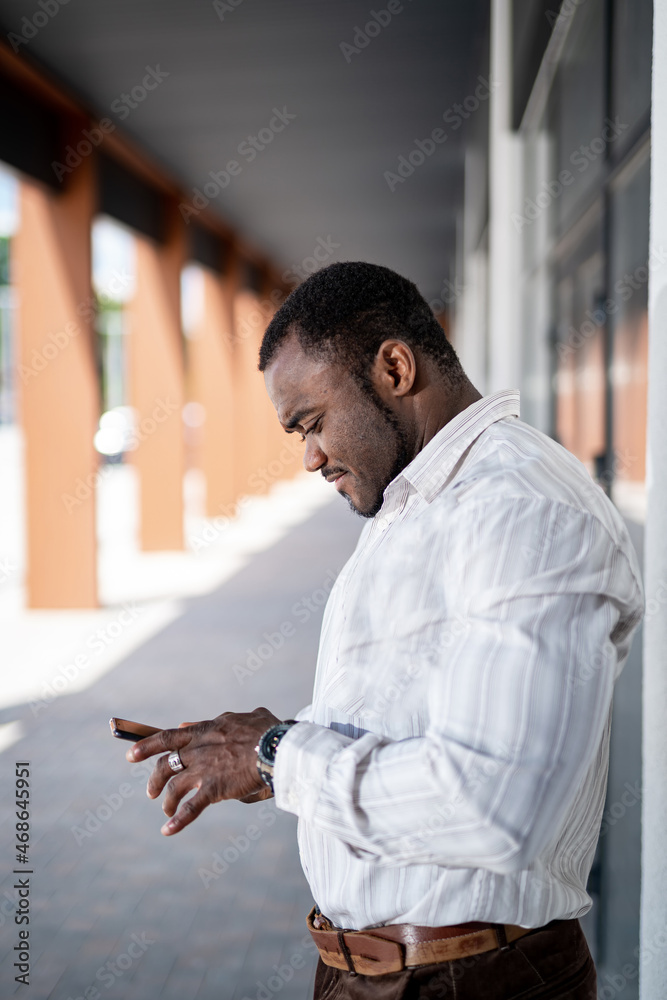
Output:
top-left (274, 390), bottom-right (644, 930)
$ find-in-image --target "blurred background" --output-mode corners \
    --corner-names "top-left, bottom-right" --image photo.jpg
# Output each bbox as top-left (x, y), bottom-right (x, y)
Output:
top-left (0, 1), bottom-right (664, 998)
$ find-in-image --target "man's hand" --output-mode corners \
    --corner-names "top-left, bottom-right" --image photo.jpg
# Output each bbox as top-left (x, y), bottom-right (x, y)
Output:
top-left (125, 707), bottom-right (280, 835)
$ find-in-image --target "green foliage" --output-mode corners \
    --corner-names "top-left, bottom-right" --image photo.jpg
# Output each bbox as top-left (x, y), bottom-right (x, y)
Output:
top-left (0, 237), bottom-right (10, 286)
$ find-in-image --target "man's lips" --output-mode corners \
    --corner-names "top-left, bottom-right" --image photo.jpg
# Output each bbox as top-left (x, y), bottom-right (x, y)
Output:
top-left (333, 473), bottom-right (347, 492)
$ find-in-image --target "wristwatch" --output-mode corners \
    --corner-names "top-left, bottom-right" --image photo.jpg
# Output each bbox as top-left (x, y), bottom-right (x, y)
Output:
top-left (255, 720), bottom-right (298, 793)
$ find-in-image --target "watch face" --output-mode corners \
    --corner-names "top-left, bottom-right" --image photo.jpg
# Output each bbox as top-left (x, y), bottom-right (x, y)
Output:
top-left (258, 723), bottom-right (293, 765)
top-left (256, 723), bottom-right (296, 793)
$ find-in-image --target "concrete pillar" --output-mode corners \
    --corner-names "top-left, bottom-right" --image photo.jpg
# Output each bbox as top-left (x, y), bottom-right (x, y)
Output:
top-left (184, 263), bottom-right (236, 518)
top-left (520, 129), bottom-right (553, 435)
top-left (453, 147), bottom-right (489, 394)
top-left (640, 3), bottom-right (667, 995)
top-left (15, 154), bottom-right (99, 608)
top-left (126, 202), bottom-right (185, 550)
top-left (488, 0), bottom-right (522, 393)
top-left (455, 248), bottom-right (488, 394)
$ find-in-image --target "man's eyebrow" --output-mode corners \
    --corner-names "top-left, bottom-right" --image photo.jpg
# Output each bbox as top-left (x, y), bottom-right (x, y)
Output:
top-left (284, 408), bottom-right (314, 430)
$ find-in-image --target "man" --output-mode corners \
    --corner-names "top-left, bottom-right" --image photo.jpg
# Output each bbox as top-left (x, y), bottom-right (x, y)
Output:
top-left (129, 262), bottom-right (644, 998)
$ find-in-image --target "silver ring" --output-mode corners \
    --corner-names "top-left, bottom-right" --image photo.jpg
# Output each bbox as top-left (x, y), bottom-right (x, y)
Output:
top-left (168, 751), bottom-right (185, 773)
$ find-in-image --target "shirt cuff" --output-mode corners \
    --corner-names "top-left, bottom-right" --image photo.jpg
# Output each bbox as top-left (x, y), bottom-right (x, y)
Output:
top-left (273, 722), bottom-right (353, 820)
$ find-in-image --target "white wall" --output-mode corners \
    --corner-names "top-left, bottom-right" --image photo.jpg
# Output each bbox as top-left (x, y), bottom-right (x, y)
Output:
top-left (640, 2), bottom-right (667, 996)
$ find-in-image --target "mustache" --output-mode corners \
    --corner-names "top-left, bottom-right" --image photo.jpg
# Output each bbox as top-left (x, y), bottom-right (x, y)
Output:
top-left (321, 466), bottom-right (347, 480)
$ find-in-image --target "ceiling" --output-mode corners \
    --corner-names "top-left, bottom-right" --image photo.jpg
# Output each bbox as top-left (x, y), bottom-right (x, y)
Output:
top-left (0, 0), bottom-right (490, 302)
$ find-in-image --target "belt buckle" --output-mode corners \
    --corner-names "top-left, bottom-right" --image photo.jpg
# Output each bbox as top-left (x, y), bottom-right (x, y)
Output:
top-left (336, 931), bottom-right (406, 976)
top-left (307, 908), bottom-right (406, 976)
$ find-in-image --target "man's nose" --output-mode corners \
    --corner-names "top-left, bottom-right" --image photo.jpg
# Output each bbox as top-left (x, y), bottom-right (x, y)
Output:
top-left (304, 438), bottom-right (326, 473)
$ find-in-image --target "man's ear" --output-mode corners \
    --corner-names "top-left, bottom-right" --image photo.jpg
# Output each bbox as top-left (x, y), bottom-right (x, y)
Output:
top-left (374, 340), bottom-right (416, 397)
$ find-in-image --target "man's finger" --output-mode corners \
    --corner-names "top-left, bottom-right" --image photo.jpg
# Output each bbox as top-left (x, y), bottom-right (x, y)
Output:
top-left (125, 726), bottom-right (194, 763)
top-left (160, 788), bottom-right (209, 836)
top-left (162, 772), bottom-right (200, 818)
top-left (146, 752), bottom-right (185, 799)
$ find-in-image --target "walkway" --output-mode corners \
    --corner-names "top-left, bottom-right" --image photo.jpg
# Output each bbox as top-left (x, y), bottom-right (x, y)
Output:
top-left (0, 492), bottom-right (362, 1000)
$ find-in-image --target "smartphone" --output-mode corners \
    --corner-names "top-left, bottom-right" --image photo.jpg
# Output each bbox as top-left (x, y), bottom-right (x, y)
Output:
top-left (109, 717), bottom-right (162, 742)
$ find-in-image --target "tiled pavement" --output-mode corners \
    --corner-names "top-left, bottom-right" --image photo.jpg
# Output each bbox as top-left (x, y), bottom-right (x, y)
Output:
top-left (0, 497), bottom-right (363, 1000)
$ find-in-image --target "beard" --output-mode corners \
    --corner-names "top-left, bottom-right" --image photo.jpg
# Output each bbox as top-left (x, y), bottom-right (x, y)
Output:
top-left (343, 385), bottom-right (413, 519)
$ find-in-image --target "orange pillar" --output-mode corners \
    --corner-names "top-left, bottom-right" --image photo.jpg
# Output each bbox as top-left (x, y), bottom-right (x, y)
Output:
top-left (231, 276), bottom-right (305, 494)
top-left (260, 277), bottom-right (303, 483)
top-left (232, 287), bottom-right (272, 497)
top-left (186, 265), bottom-right (236, 516)
top-left (127, 203), bottom-right (185, 550)
top-left (15, 160), bottom-right (99, 608)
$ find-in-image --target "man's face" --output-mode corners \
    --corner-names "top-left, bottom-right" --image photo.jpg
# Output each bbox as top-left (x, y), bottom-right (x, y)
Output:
top-left (264, 333), bottom-right (412, 517)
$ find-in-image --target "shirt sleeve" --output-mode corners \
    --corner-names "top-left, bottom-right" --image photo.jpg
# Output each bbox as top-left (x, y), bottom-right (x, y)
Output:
top-left (273, 496), bottom-right (644, 873)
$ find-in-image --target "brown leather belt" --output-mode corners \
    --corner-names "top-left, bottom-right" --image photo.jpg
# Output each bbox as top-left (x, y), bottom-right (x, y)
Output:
top-left (306, 906), bottom-right (534, 976)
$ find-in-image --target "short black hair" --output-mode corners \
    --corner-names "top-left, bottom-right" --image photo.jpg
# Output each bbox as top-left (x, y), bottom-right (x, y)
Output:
top-left (258, 261), bottom-right (466, 389)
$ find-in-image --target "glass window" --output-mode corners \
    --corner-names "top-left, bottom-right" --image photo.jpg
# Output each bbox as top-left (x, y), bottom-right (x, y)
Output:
top-left (609, 153), bottom-right (650, 489)
top-left (554, 0), bottom-right (606, 235)
top-left (612, 0), bottom-right (653, 140)
top-left (553, 217), bottom-right (606, 472)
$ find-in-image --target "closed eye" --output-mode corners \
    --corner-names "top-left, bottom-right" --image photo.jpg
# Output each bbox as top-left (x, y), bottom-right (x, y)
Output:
top-left (300, 417), bottom-right (322, 441)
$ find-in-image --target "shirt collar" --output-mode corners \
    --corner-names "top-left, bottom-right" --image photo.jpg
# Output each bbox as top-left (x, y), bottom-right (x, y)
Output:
top-left (396, 389), bottom-right (521, 503)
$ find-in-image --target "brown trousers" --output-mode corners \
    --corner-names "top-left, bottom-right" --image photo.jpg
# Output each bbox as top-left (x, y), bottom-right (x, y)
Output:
top-left (312, 919), bottom-right (596, 1000)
